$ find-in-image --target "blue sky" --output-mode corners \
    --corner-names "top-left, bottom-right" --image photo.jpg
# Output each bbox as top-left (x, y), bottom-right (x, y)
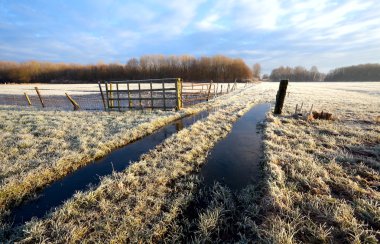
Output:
top-left (1, 0), bottom-right (379, 74)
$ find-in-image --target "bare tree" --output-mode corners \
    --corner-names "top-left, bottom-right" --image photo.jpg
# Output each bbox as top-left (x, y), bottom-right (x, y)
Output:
top-left (325, 63), bottom-right (380, 81)
top-left (0, 55), bottom-right (253, 83)
top-left (252, 63), bottom-right (261, 79)
top-left (269, 65), bottom-right (325, 81)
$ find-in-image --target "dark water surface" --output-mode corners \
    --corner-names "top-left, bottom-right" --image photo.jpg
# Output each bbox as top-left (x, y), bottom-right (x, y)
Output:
top-left (200, 103), bottom-right (271, 190)
top-left (10, 111), bottom-right (209, 226)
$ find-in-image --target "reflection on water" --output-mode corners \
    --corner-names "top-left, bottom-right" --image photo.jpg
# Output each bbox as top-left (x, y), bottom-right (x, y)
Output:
top-left (10, 110), bottom-right (209, 226)
top-left (200, 103), bottom-right (271, 190)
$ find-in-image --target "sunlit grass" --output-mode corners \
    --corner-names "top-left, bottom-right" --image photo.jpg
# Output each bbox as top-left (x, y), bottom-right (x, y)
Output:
top-left (2, 82), bottom-right (379, 242)
top-left (164, 82), bottom-right (380, 243)
top-left (10, 87), bottom-right (257, 242)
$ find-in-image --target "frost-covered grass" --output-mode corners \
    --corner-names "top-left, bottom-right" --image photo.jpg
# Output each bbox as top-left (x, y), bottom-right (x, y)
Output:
top-left (0, 83), bottom-right (251, 218)
top-left (0, 108), bottom-right (190, 217)
top-left (164, 82), bottom-right (380, 243)
top-left (10, 87), bottom-right (257, 242)
top-left (3, 82), bottom-right (379, 242)
top-left (257, 82), bottom-right (380, 243)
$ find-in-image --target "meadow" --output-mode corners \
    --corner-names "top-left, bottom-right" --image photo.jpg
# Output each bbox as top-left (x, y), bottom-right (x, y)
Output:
top-left (166, 82), bottom-right (380, 243)
top-left (0, 82), bottom-right (379, 243)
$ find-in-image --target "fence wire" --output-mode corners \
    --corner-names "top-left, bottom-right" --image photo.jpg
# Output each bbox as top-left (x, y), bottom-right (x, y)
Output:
top-left (0, 81), bottom-right (250, 111)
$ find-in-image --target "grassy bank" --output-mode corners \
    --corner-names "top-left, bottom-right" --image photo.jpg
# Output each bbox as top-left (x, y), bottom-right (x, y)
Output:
top-left (12, 87), bottom-right (258, 242)
top-left (3, 82), bottom-right (379, 242)
top-left (0, 108), bottom-right (183, 216)
top-left (0, 82), bottom-right (251, 218)
top-left (163, 82), bottom-right (380, 243)
top-left (258, 82), bottom-right (380, 242)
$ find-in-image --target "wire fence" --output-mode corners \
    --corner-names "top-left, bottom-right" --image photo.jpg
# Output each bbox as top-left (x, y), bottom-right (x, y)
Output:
top-left (0, 93), bottom-right (104, 110)
top-left (0, 81), bottom-right (252, 111)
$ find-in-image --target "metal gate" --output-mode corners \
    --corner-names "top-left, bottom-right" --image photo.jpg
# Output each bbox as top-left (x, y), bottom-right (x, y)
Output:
top-left (99, 78), bottom-right (182, 111)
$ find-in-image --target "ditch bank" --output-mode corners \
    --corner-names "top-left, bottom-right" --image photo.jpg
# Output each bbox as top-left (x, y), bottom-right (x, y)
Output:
top-left (9, 110), bottom-right (210, 226)
top-left (166, 103), bottom-right (271, 242)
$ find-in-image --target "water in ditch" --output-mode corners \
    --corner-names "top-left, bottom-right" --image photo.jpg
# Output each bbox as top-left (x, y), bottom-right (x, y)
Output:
top-left (10, 110), bottom-right (210, 226)
top-left (200, 103), bottom-right (271, 190)
top-left (164, 103), bottom-right (272, 241)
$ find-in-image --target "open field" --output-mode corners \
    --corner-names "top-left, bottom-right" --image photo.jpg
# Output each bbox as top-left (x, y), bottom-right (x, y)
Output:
top-left (1, 82), bottom-right (379, 242)
top-left (165, 82), bottom-right (380, 243)
top-left (259, 82), bottom-right (380, 243)
top-left (0, 84), bottom-right (252, 230)
top-left (0, 108), bottom-right (184, 219)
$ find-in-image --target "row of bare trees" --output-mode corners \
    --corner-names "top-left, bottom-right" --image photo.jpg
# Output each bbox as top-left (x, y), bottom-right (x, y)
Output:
top-left (325, 64), bottom-right (380, 81)
top-left (0, 55), bottom-right (253, 83)
top-left (269, 66), bottom-right (325, 81)
top-left (269, 63), bottom-right (380, 81)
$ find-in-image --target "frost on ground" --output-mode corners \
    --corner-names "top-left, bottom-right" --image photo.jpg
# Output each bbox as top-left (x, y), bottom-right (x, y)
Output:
top-left (258, 82), bottom-right (380, 243)
top-left (164, 82), bottom-right (380, 243)
top-left (0, 84), bottom-right (250, 233)
top-left (0, 108), bottom-right (184, 217)
top-left (2, 82), bottom-right (379, 243)
top-left (11, 86), bottom-right (257, 242)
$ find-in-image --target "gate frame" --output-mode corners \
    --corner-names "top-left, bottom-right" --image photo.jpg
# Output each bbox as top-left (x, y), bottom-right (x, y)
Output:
top-left (99, 78), bottom-right (182, 111)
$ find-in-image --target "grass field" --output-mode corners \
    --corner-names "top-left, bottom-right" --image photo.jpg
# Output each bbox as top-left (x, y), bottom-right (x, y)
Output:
top-left (165, 82), bottom-right (380, 243)
top-left (1, 82), bottom-right (379, 242)
top-left (0, 84), bottom-right (251, 231)
top-left (259, 82), bottom-right (380, 243)
top-left (0, 108), bottom-right (185, 219)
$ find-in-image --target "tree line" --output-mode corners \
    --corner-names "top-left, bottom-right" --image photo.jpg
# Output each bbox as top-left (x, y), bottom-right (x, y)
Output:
top-left (269, 63), bottom-right (380, 81)
top-left (0, 55), bottom-right (253, 83)
top-left (325, 64), bottom-right (380, 81)
top-left (269, 66), bottom-right (325, 81)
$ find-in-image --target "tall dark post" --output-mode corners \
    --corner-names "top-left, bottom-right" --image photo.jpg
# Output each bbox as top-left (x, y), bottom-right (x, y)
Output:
top-left (274, 79), bottom-right (288, 114)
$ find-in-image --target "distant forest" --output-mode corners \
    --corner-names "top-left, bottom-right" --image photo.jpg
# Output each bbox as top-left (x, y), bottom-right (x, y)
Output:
top-left (1, 57), bottom-right (379, 83)
top-left (324, 64), bottom-right (380, 81)
top-left (0, 55), bottom-right (252, 83)
top-left (269, 66), bottom-right (325, 82)
top-left (269, 63), bottom-right (380, 82)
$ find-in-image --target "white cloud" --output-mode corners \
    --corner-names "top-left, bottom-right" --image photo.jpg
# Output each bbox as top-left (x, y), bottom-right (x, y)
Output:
top-left (196, 14), bottom-right (224, 31)
top-left (143, 0), bottom-right (205, 36)
top-left (233, 0), bottom-right (281, 30)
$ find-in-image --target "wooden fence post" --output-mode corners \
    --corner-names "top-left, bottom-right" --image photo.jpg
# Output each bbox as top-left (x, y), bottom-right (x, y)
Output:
top-left (65, 93), bottom-right (80, 110)
top-left (127, 83), bottom-right (132, 109)
top-left (138, 82), bottom-right (142, 109)
top-left (116, 83), bottom-right (121, 112)
top-left (34, 87), bottom-right (45, 108)
top-left (181, 79), bottom-right (184, 107)
top-left (98, 82), bottom-right (106, 111)
top-left (109, 83), bottom-right (113, 108)
top-left (175, 78), bottom-right (182, 110)
top-left (150, 82), bottom-right (154, 109)
top-left (24, 92), bottom-right (32, 106)
top-left (162, 80), bottom-right (166, 110)
top-left (207, 80), bottom-right (213, 101)
top-left (274, 79), bottom-right (289, 115)
top-left (104, 82), bottom-right (110, 111)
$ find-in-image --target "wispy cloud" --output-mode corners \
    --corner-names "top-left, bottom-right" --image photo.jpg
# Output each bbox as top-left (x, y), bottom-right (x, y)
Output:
top-left (0, 0), bottom-right (379, 73)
